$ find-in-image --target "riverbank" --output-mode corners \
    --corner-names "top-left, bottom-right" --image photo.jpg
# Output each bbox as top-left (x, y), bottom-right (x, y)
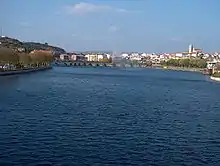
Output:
top-left (163, 66), bottom-right (204, 73)
top-left (210, 76), bottom-right (220, 82)
top-left (151, 66), bottom-right (205, 73)
top-left (0, 66), bottom-right (52, 76)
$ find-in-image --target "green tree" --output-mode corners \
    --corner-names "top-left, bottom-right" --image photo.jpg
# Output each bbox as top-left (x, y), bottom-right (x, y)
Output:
top-left (196, 59), bottom-right (207, 68)
top-left (163, 58), bottom-right (207, 68)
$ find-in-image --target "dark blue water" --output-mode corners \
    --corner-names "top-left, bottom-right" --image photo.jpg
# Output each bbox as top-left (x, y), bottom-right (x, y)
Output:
top-left (0, 67), bottom-right (220, 166)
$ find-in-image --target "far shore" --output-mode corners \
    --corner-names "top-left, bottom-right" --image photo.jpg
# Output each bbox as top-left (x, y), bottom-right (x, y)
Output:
top-left (54, 62), bottom-right (209, 75)
top-left (151, 65), bottom-right (205, 74)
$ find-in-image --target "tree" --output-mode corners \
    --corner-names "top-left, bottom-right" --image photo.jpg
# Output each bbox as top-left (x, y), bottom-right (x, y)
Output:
top-left (215, 63), bottom-right (220, 71)
top-left (163, 58), bottom-right (207, 68)
top-left (108, 57), bottom-right (112, 63)
top-left (131, 60), bottom-right (139, 66)
top-left (196, 59), bottom-right (207, 68)
top-left (182, 59), bottom-right (190, 67)
top-left (18, 53), bottom-right (31, 66)
top-left (29, 50), bottom-right (54, 66)
top-left (0, 47), bottom-right (19, 65)
top-left (99, 57), bottom-right (112, 63)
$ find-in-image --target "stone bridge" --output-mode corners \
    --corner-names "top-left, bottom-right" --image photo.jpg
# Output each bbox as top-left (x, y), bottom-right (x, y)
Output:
top-left (53, 60), bottom-right (149, 68)
top-left (53, 61), bottom-right (113, 67)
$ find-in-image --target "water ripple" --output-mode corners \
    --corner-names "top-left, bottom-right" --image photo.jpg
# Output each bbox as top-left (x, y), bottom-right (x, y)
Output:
top-left (0, 67), bottom-right (220, 166)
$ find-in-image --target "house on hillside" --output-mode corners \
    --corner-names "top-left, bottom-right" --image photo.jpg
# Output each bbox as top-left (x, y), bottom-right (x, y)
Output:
top-left (17, 47), bottom-right (25, 52)
top-left (29, 50), bottom-right (52, 55)
top-left (70, 53), bottom-right (86, 61)
top-left (60, 54), bottom-right (70, 61)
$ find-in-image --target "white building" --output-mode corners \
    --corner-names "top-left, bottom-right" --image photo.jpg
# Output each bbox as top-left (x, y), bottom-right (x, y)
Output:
top-left (121, 53), bottom-right (129, 58)
top-left (189, 44), bottom-right (194, 53)
top-left (191, 53), bottom-right (197, 57)
top-left (130, 56), bottom-right (142, 61)
top-left (85, 53), bottom-right (111, 62)
top-left (141, 53), bottom-right (148, 57)
top-left (98, 54), bottom-right (108, 61)
top-left (159, 54), bottom-right (165, 60)
top-left (60, 54), bottom-right (70, 60)
top-left (106, 54), bottom-right (111, 59)
top-left (150, 54), bottom-right (158, 59)
top-left (85, 54), bottom-right (98, 62)
top-left (202, 53), bottom-right (210, 59)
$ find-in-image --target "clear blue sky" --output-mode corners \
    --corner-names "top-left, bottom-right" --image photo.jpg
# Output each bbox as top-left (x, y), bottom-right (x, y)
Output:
top-left (1, 0), bottom-right (220, 52)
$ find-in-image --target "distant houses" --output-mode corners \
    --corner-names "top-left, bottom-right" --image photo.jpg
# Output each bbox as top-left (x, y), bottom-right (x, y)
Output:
top-left (56, 44), bottom-right (220, 71)
top-left (58, 52), bottom-right (112, 63)
top-left (59, 54), bottom-right (69, 61)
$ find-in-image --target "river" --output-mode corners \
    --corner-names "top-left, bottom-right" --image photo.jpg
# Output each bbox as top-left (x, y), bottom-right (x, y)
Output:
top-left (0, 67), bottom-right (220, 166)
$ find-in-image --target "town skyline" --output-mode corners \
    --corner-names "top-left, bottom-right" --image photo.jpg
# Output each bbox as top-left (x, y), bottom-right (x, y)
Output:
top-left (1, 0), bottom-right (220, 52)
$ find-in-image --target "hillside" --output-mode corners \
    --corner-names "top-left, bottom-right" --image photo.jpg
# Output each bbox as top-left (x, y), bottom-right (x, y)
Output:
top-left (0, 36), bottom-right (66, 55)
top-left (0, 37), bottom-right (23, 48)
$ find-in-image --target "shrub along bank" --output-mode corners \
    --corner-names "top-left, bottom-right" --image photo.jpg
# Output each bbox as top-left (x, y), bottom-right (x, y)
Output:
top-left (161, 58), bottom-right (207, 69)
top-left (0, 47), bottom-right (53, 71)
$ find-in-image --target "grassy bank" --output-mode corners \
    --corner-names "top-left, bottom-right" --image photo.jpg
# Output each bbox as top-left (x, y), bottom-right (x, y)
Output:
top-left (212, 72), bottom-right (220, 78)
top-left (159, 58), bottom-right (207, 73)
top-left (159, 66), bottom-right (204, 73)
top-left (210, 72), bottom-right (220, 82)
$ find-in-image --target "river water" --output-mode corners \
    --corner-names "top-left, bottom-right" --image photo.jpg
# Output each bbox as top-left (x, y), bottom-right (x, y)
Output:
top-left (0, 67), bottom-right (220, 166)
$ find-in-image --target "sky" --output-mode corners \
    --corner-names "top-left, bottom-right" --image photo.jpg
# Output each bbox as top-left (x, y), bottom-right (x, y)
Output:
top-left (1, 0), bottom-right (220, 53)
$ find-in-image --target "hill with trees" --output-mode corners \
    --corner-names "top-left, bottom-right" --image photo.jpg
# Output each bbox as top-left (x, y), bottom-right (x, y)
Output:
top-left (0, 36), bottom-right (66, 55)
top-left (0, 36), bottom-right (60, 70)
